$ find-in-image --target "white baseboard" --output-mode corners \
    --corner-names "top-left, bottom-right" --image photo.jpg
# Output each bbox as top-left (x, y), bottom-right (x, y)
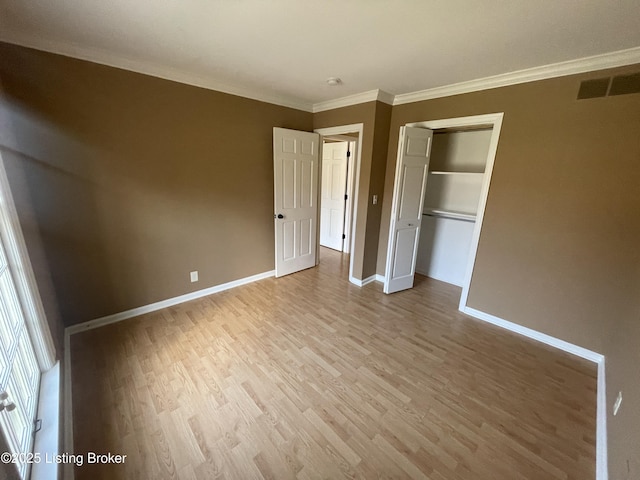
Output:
top-left (349, 274), bottom-right (379, 287)
top-left (349, 274), bottom-right (386, 287)
top-left (66, 270), bottom-right (275, 336)
top-left (462, 307), bottom-right (604, 362)
top-left (461, 306), bottom-right (607, 480)
top-left (361, 275), bottom-right (377, 286)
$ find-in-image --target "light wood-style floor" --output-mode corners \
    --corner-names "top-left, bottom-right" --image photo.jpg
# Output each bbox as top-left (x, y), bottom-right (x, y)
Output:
top-left (70, 248), bottom-right (596, 479)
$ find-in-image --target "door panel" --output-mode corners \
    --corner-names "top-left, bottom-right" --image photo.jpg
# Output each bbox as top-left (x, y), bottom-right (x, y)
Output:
top-left (273, 127), bottom-right (319, 277)
top-left (300, 160), bottom-right (314, 208)
top-left (329, 210), bottom-right (343, 240)
top-left (282, 221), bottom-right (295, 260)
top-left (384, 126), bottom-right (433, 294)
top-left (282, 159), bottom-right (296, 208)
top-left (320, 142), bottom-right (348, 251)
top-left (392, 228), bottom-right (420, 278)
top-left (398, 165), bottom-right (427, 220)
top-left (300, 219), bottom-right (312, 256)
top-left (406, 135), bottom-right (431, 156)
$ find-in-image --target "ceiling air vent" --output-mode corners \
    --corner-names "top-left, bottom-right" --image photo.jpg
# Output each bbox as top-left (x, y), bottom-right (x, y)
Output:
top-left (609, 72), bottom-right (640, 96)
top-left (577, 78), bottom-right (610, 100)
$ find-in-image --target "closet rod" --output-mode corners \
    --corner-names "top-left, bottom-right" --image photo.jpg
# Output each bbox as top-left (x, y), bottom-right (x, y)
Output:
top-left (422, 210), bottom-right (476, 222)
top-left (433, 126), bottom-right (493, 134)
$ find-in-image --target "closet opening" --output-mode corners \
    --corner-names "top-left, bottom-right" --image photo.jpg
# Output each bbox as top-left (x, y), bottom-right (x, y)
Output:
top-left (416, 125), bottom-right (493, 288)
top-left (383, 113), bottom-right (503, 311)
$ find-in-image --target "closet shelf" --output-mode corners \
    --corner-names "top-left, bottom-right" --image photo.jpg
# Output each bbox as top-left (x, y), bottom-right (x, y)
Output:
top-left (429, 171), bottom-right (484, 176)
top-left (423, 208), bottom-right (476, 222)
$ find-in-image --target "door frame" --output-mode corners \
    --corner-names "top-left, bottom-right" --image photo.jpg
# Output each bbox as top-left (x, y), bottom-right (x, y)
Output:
top-left (387, 113), bottom-right (503, 310)
top-left (343, 140), bottom-right (356, 255)
top-left (314, 124), bottom-right (363, 285)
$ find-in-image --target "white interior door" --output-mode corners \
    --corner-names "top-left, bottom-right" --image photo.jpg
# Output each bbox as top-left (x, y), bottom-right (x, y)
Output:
top-left (384, 126), bottom-right (433, 294)
top-left (320, 142), bottom-right (348, 251)
top-left (0, 237), bottom-right (41, 480)
top-left (273, 127), bottom-right (320, 277)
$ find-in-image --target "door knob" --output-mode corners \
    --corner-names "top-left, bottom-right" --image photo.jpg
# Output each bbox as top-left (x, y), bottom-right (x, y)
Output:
top-left (275, 214), bottom-right (284, 219)
top-left (0, 391), bottom-right (15, 412)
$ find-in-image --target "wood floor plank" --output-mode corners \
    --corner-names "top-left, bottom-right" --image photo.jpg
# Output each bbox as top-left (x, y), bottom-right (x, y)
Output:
top-left (71, 247), bottom-right (596, 479)
top-left (372, 433), bottom-right (429, 480)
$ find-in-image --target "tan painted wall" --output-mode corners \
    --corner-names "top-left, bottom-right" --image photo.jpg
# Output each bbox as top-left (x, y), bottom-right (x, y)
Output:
top-left (366, 102), bottom-right (392, 277)
top-left (0, 142), bottom-right (65, 354)
top-left (378, 65), bottom-right (640, 478)
top-left (0, 42), bottom-right (312, 326)
top-left (313, 101), bottom-right (391, 280)
top-left (604, 292), bottom-right (640, 480)
top-left (313, 103), bottom-right (375, 279)
top-left (2, 39), bottom-right (639, 477)
top-left (0, 432), bottom-right (19, 479)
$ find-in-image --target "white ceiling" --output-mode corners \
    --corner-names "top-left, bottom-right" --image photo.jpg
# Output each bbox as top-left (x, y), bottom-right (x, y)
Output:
top-left (1, 0), bottom-right (640, 111)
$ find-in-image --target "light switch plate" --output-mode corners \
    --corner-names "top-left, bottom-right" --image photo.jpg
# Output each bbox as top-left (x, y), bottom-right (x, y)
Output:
top-left (613, 391), bottom-right (623, 416)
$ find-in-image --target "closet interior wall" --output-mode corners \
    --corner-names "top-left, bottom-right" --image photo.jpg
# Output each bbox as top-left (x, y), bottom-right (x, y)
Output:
top-left (416, 128), bottom-right (493, 286)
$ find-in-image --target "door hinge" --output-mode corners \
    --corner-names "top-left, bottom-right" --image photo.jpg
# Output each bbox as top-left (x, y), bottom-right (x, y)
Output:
top-left (347, 150), bottom-right (351, 158)
top-left (344, 194), bottom-right (348, 200)
top-left (34, 418), bottom-right (42, 433)
top-left (342, 234), bottom-right (346, 239)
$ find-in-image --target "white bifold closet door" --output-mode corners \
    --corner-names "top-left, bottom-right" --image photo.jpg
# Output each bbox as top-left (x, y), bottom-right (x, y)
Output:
top-left (384, 126), bottom-right (433, 294)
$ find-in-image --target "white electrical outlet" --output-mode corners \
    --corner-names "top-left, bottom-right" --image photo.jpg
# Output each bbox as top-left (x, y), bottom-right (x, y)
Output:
top-left (613, 391), bottom-right (623, 416)
top-left (190, 271), bottom-right (198, 283)
top-left (372, 194), bottom-right (378, 205)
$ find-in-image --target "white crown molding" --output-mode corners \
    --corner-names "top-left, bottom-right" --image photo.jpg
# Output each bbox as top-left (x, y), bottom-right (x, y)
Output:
top-left (312, 89), bottom-right (393, 113)
top-left (0, 33), bottom-right (314, 112)
top-left (376, 90), bottom-right (395, 106)
top-left (3, 33), bottom-right (639, 114)
top-left (394, 46), bottom-right (640, 105)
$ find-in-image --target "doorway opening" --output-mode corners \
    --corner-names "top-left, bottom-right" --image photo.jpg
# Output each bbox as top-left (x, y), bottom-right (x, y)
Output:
top-left (314, 124), bottom-right (364, 286)
top-left (383, 113), bottom-right (503, 310)
top-left (319, 136), bottom-right (356, 253)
